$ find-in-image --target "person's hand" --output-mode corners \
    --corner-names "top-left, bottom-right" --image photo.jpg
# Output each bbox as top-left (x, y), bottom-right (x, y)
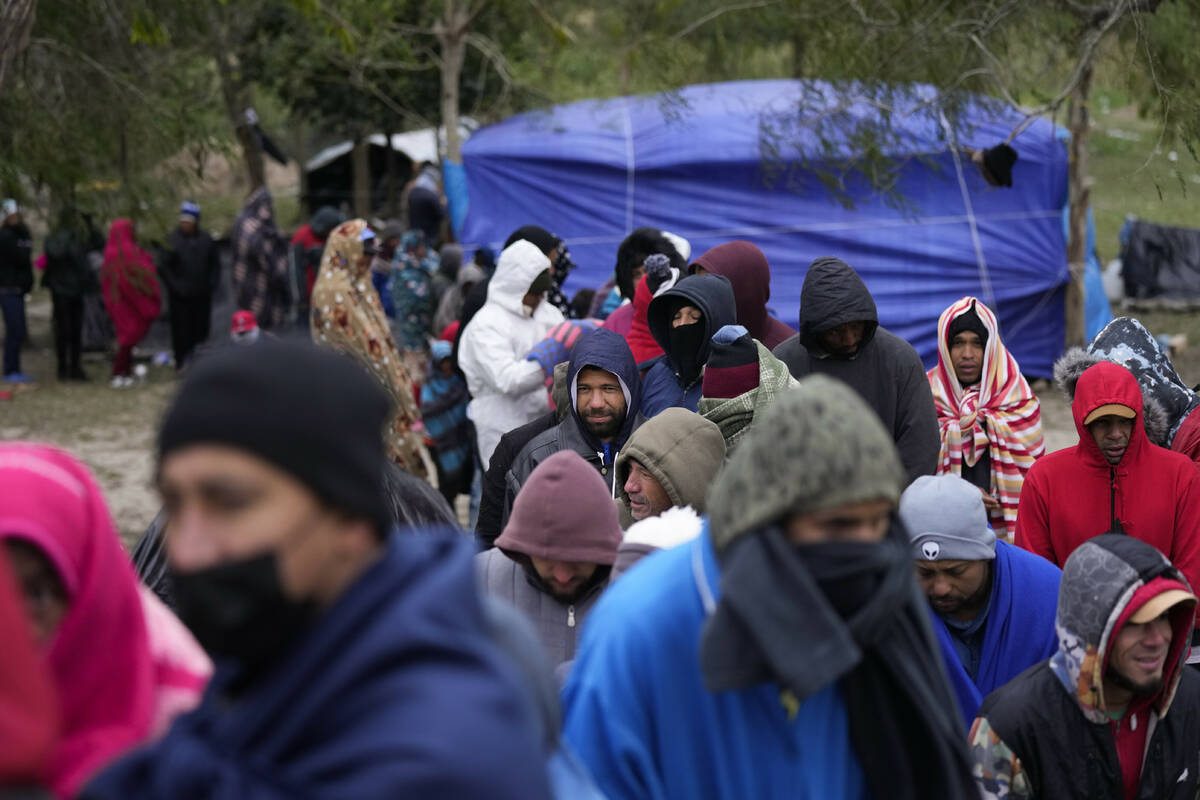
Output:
top-left (524, 320), bottom-right (597, 380)
top-left (979, 487), bottom-right (1002, 513)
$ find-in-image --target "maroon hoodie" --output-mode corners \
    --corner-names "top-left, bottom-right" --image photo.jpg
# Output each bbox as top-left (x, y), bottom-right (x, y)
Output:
top-left (690, 241), bottom-right (795, 349)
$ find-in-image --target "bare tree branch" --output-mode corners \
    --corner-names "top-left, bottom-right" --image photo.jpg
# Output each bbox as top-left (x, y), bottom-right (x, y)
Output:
top-left (672, 0), bottom-right (781, 42)
top-left (1003, 0), bottom-right (1132, 143)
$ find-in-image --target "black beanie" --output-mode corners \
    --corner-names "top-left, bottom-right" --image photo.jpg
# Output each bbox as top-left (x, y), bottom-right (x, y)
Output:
top-left (946, 303), bottom-right (989, 349)
top-left (158, 339), bottom-right (392, 534)
top-left (504, 225), bottom-right (559, 256)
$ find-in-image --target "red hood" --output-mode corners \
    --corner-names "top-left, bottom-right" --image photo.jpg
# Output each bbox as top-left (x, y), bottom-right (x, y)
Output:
top-left (1072, 361), bottom-right (1147, 469)
top-left (692, 242), bottom-right (770, 335)
top-left (626, 275), bottom-right (665, 365)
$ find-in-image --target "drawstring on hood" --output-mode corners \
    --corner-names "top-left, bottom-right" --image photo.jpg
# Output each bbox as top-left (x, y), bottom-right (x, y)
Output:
top-left (1071, 362), bottom-right (1148, 530)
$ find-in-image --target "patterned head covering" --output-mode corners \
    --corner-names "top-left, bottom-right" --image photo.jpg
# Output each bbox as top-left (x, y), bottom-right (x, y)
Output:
top-left (310, 219), bottom-right (427, 478)
top-left (928, 297), bottom-right (1044, 542)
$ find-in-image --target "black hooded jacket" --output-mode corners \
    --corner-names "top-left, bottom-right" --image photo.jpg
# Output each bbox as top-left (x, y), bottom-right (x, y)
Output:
top-left (641, 274), bottom-right (737, 418)
top-left (773, 257), bottom-right (938, 482)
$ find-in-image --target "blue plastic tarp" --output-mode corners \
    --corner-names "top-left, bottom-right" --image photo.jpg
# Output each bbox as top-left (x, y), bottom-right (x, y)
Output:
top-left (458, 80), bottom-right (1070, 376)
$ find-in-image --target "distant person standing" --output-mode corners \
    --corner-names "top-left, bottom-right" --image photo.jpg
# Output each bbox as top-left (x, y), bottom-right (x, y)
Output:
top-left (42, 209), bottom-right (97, 381)
top-left (291, 205), bottom-right (344, 328)
top-left (774, 257), bottom-right (940, 482)
top-left (231, 187), bottom-right (291, 330)
top-left (100, 219), bottom-right (161, 388)
top-left (0, 198), bottom-right (34, 383)
top-left (406, 162), bottom-right (444, 245)
top-left (160, 202), bottom-right (220, 369)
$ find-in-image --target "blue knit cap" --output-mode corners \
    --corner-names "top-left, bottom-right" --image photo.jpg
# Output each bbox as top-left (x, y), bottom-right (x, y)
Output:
top-left (180, 201), bottom-right (201, 222)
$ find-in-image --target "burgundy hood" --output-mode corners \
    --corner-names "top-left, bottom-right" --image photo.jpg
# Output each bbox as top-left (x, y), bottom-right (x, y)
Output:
top-left (496, 450), bottom-right (622, 564)
top-left (691, 241), bottom-right (794, 348)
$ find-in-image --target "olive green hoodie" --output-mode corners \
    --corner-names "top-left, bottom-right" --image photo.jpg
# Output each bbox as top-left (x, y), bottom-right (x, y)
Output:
top-left (614, 408), bottom-right (726, 530)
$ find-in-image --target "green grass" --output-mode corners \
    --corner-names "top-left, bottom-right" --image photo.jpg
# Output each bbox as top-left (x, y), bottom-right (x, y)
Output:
top-left (1087, 105), bottom-right (1199, 264)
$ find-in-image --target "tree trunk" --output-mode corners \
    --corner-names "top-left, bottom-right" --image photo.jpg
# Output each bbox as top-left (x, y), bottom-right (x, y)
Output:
top-left (439, 0), bottom-right (466, 164)
top-left (384, 123), bottom-right (398, 218)
top-left (206, 3), bottom-right (263, 191)
top-left (352, 132), bottom-right (371, 218)
top-left (1064, 60), bottom-right (1093, 349)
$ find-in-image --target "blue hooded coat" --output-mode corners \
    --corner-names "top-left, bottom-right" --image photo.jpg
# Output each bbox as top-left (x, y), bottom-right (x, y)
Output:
top-left (82, 533), bottom-right (553, 800)
top-left (641, 274), bottom-right (737, 418)
top-left (506, 328), bottom-right (644, 507)
top-left (562, 530), bottom-right (868, 800)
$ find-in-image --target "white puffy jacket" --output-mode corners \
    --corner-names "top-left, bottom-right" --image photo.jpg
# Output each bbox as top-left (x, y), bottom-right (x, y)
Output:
top-left (459, 240), bottom-right (564, 469)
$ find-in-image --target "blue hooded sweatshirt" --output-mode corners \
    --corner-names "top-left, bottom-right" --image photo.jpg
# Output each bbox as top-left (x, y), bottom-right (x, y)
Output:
top-left (933, 540), bottom-right (1061, 726)
top-left (562, 528), bottom-right (869, 800)
top-left (507, 327), bottom-right (643, 501)
top-left (83, 532), bottom-right (553, 800)
top-left (641, 274), bottom-right (737, 418)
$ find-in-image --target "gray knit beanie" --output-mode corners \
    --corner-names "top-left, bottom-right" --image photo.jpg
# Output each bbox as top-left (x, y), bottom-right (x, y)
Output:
top-left (707, 374), bottom-right (905, 552)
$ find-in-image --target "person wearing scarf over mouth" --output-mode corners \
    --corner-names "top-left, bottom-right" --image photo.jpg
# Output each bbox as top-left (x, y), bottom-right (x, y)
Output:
top-left (562, 375), bottom-right (976, 800)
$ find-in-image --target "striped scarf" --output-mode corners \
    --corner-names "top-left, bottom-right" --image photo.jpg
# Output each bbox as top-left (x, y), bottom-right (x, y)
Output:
top-left (929, 297), bottom-right (1044, 542)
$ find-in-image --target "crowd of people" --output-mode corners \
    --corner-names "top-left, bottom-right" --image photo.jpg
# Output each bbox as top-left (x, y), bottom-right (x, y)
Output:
top-left (8, 188), bottom-right (1200, 799)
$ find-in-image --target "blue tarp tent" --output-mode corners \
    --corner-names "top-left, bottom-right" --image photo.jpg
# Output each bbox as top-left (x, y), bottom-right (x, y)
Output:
top-left (456, 79), bottom-right (1070, 376)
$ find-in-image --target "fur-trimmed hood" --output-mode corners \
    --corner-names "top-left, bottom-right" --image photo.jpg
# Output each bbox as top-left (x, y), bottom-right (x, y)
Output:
top-left (1055, 348), bottom-right (1171, 447)
top-left (1054, 317), bottom-right (1199, 448)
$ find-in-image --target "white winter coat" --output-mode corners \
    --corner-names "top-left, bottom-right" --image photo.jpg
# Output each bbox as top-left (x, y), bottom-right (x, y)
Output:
top-left (459, 240), bottom-right (563, 469)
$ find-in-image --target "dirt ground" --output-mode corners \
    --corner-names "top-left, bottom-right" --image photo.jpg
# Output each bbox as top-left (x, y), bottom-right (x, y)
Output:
top-left (3, 291), bottom-right (1195, 545)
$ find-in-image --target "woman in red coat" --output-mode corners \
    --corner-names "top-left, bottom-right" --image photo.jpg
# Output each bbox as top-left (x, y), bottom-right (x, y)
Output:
top-left (100, 219), bottom-right (161, 387)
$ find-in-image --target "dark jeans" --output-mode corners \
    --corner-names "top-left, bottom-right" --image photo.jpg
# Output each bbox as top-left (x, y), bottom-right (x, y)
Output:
top-left (168, 292), bottom-right (211, 368)
top-left (0, 290), bottom-right (26, 375)
top-left (51, 293), bottom-right (84, 373)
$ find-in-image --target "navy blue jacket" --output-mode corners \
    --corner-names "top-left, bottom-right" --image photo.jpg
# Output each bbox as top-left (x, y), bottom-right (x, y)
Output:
top-left (641, 274), bottom-right (737, 418)
top-left (83, 533), bottom-right (553, 800)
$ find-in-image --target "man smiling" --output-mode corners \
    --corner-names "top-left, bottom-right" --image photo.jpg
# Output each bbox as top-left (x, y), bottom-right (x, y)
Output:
top-left (506, 329), bottom-right (643, 516)
top-left (970, 534), bottom-right (1200, 799)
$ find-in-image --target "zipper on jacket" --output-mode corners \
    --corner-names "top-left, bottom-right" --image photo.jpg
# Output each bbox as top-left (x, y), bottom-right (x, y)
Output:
top-left (1109, 468), bottom-right (1126, 534)
top-left (568, 605), bottom-right (576, 628)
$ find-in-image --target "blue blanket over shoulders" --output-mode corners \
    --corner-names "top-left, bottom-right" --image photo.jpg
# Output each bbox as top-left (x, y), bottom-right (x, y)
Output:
top-left (936, 540), bottom-right (1061, 726)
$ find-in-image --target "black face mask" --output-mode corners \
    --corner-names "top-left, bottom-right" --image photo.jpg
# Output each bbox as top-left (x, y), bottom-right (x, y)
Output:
top-left (793, 540), bottom-right (895, 621)
top-left (171, 552), bottom-right (315, 686)
top-left (668, 322), bottom-right (707, 384)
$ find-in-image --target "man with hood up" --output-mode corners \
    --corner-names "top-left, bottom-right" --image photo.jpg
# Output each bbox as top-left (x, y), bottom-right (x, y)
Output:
top-left (477, 450), bottom-right (622, 671)
top-left (929, 297), bottom-right (1044, 543)
top-left (1015, 361), bottom-right (1200, 610)
top-left (458, 239), bottom-right (564, 470)
top-left (563, 376), bottom-right (977, 800)
top-left (615, 407), bottom-right (725, 531)
top-left (506, 329), bottom-right (643, 511)
top-left (640, 273), bottom-right (738, 418)
top-left (689, 241), bottom-right (794, 349)
top-left (1056, 316), bottom-right (1200, 471)
top-left (774, 257), bottom-right (939, 482)
top-left (969, 534), bottom-right (1200, 799)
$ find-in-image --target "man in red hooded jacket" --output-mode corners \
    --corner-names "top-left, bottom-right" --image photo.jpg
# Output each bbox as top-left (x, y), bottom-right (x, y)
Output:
top-left (1016, 361), bottom-right (1200, 619)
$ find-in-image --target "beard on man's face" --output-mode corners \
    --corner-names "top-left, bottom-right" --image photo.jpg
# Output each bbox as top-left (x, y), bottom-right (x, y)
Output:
top-left (1107, 665), bottom-right (1165, 699)
top-left (583, 411), bottom-right (625, 440)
